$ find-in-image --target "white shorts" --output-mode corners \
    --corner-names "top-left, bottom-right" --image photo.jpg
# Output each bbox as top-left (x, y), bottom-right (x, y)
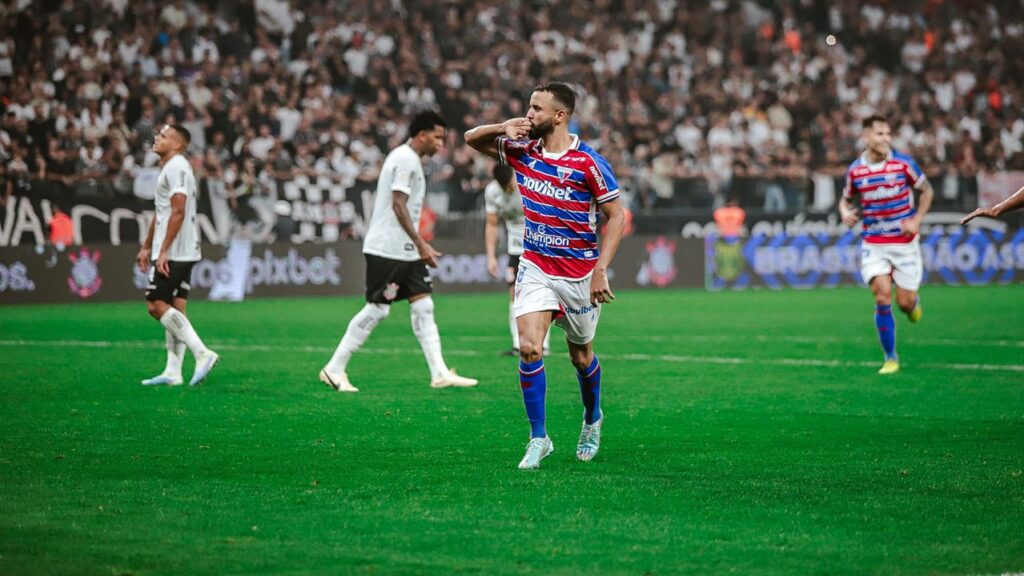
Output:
top-left (860, 239), bottom-right (923, 291)
top-left (514, 260), bottom-right (600, 345)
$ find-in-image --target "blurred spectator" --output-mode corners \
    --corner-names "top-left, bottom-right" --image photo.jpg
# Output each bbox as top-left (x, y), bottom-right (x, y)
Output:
top-left (714, 197), bottom-right (746, 241)
top-left (49, 203), bottom-right (74, 249)
top-left (0, 0), bottom-right (1020, 226)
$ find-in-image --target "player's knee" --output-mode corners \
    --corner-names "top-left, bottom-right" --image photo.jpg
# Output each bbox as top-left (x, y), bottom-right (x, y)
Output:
top-left (519, 340), bottom-right (544, 362)
top-left (872, 289), bottom-right (892, 306)
top-left (368, 302), bottom-right (391, 321)
top-left (570, 356), bottom-right (591, 373)
top-left (409, 296), bottom-right (434, 316)
top-left (896, 293), bottom-right (917, 313)
top-left (568, 348), bottom-right (594, 372)
top-left (352, 302), bottom-right (390, 331)
top-left (146, 300), bottom-right (166, 319)
top-left (409, 297), bottom-right (435, 333)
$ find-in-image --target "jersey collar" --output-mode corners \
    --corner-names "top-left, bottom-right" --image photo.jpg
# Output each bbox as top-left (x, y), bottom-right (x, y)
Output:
top-left (860, 149), bottom-right (892, 170)
top-left (538, 134), bottom-right (580, 160)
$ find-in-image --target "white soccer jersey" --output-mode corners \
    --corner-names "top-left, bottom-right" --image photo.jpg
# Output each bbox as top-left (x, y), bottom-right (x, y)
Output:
top-left (152, 154), bottom-right (201, 262)
top-left (362, 143), bottom-right (426, 261)
top-left (484, 180), bottom-right (525, 256)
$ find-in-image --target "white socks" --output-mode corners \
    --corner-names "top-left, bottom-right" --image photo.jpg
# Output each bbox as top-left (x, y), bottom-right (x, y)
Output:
top-left (164, 330), bottom-right (186, 377)
top-left (410, 297), bottom-right (448, 381)
top-left (508, 302), bottom-right (520, 350)
top-left (325, 303), bottom-right (390, 374)
top-left (159, 308), bottom-right (210, 358)
top-left (324, 298), bottom-right (449, 382)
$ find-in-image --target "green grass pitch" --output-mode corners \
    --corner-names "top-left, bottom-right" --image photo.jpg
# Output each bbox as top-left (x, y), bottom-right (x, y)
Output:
top-left (1, 285), bottom-right (1022, 575)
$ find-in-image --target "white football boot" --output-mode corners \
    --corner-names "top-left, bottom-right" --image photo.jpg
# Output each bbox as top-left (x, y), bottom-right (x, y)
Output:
top-left (319, 369), bottom-right (358, 392)
top-left (517, 436), bottom-right (554, 470)
top-left (430, 369), bottom-right (478, 389)
top-left (188, 350), bottom-right (220, 386)
top-left (576, 417), bottom-right (603, 462)
top-left (141, 374), bottom-right (183, 386)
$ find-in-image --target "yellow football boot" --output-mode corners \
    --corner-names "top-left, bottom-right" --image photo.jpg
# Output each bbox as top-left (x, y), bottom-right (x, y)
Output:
top-left (878, 359), bottom-right (901, 375)
top-left (908, 302), bottom-right (922, 323)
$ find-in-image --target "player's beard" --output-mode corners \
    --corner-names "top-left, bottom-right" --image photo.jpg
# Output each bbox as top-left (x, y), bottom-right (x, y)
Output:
top-left (869, 143), bottom-right (890, 158)
top-left (528, 118), bottom-right (554, 140)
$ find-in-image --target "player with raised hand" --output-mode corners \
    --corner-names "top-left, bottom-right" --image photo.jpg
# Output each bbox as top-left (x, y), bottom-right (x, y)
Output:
top-left (840, 114), bottom-right (934, 375)
top-left (137, 124), bottom-right (219, 387)
top-left (466, 83), bottom-right (626, 469)
top-left (961, 184), bottom-right (1024, 224)
top-left (319, 111), bottom-right (478, 393)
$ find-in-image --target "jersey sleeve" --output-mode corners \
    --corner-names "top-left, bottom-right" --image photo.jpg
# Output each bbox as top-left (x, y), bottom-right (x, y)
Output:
top-left (903, 155), bottom-right (927, 188)
top-left (390, 152), bottom-right (417, 195)
top-left (585, 153), bottom-right (620, 204)
top-left (496, 137), bottom-right (530, 167)
top-left (168, 160), bottom-right (189, 196)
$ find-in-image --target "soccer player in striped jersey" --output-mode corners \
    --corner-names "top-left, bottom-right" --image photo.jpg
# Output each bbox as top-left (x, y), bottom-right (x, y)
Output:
top-left (466, 82), bottom-right (627, 469)
top-left (840, 114), bottom-right (934, 374)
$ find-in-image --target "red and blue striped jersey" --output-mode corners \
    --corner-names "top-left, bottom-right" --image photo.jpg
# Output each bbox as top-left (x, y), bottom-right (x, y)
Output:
top-left (497, 135), bottom-right (620, 279)
top-left (843, 150), bottom-right (926, 244)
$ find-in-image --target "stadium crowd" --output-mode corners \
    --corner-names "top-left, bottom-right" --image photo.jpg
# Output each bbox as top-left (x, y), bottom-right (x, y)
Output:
top-left (2, 0), bottom-right (1023, 231)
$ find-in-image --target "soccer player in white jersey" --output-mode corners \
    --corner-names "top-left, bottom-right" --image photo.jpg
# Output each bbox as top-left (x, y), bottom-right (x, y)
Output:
top-left (136, 125), bottom-right (219, 386)
top-left (840, 115), bottom-right (934, 375)
top-left (319, 111), bottom-right (478, 392)
top-left (484, 164), bottom-right (550, 356)
top-left (466, 82), bottom-right (626, 469)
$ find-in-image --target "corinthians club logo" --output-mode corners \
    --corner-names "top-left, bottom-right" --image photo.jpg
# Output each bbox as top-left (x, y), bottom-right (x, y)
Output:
top-left (382, 281), bottom-right (399, 301)
top-left (636, 236), bottom-right (677, 287)
top-left (68, 247), bottom-right (102, 298)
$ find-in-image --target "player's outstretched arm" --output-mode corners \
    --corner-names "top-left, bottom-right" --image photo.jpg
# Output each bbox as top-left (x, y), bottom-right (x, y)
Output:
top-left (590, 198), bottom-right (626, 305)
top-left (464, 119), bottom-right (531, 159)
top-left (961, 184), bottom-right (1024, 224)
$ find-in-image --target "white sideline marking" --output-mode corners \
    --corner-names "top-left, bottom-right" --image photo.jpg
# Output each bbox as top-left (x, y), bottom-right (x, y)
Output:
top-left (2, 339), bottom-right (1023, 373)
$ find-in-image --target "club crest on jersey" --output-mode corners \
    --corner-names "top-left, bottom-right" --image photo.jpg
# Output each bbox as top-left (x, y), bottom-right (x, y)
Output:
top-left (885, 173), bottom-right (898, 184)
top-left (382, 282), bottom-right (399, 301)
top-left (68, 247), bottom-right (102, 298)
top-left (556, 166), bottom-right (573, 183)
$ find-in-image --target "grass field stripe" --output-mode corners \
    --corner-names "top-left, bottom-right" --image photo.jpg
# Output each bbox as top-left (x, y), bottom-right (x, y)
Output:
top-left (617, 352), bottom-right (1024, 372)
top-left (2, 339), bottom-right (1023, 372)
top-left (455, 334), bottom-right (1024, 348)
